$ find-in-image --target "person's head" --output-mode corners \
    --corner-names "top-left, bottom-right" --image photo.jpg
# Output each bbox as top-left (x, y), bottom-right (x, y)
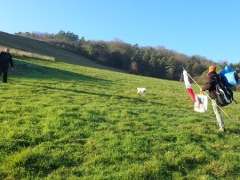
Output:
top-left (5, 47), bottom-right (10, 53)
top-left (209, 65), bottom-right (216, 73)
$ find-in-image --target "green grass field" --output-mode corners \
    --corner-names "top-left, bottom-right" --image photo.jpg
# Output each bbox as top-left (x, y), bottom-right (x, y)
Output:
top-left (0, 57), bottom-right (239, 180)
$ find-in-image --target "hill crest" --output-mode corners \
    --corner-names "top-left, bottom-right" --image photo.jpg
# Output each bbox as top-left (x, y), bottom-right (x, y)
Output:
top-left (0, 31), bottom-right (124, 72)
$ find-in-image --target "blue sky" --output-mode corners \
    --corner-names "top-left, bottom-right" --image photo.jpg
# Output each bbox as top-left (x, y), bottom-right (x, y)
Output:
top-left (1, 0), bottom-right (240, 64)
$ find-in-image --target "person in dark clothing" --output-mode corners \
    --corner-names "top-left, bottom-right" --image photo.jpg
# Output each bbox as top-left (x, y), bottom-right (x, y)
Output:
top-left (0, 47), bottom-right (14, 83)
top-left (200, 65), bottom-right (225, 132)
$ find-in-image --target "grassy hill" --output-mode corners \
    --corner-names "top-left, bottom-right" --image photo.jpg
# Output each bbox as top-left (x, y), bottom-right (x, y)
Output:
top-left (0, 31), bottom-right (124, 72)
top-left (0, 32), bottom-right (240, 179)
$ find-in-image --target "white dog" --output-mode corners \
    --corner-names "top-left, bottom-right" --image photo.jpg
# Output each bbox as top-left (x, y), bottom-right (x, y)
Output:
top-left (137, 88), bottom-right (146, 94)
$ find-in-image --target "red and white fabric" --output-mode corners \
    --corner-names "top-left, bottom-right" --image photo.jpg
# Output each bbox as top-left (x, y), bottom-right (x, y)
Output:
top-left (183, 69), bottom-right (196, 102)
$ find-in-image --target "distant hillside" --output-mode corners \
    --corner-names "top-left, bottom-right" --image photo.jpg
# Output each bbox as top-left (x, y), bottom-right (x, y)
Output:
top-left (0, 31), bottom-right (124, 72)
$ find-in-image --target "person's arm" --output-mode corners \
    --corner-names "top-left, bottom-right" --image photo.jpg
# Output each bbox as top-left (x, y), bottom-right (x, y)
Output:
top-left (201, 75), bottom-right (212, 91)
top-left (9, 54), bottom-right (14, 69)
top-left (201, 84), bottom-right (211, 91)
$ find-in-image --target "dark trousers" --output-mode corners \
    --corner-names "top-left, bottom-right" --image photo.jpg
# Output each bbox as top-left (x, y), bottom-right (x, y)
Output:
top-left (0, 66), bottom-right (9, 83)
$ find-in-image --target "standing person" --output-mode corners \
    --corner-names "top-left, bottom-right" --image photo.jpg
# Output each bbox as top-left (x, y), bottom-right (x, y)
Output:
top-left (0, 47), bottom-right (14, 83)
top-left (200, 65), bottom-right (225, 132)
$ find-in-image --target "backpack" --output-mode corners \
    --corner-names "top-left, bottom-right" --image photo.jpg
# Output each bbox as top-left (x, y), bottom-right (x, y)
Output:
top-left (213, 74), bottom-right (237, 106)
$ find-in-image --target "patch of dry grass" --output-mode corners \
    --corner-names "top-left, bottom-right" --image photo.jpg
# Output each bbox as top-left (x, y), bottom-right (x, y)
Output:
top-left (0, 45), bottom-right (55, 61)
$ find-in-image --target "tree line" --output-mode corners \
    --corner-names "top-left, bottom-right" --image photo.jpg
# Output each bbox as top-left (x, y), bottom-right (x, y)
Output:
top-left (15, 31), bottom-right (240, 84)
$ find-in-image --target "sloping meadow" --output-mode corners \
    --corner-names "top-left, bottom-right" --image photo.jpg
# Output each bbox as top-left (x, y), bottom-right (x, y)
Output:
top-left (0, 57), bottom-right (240, 179)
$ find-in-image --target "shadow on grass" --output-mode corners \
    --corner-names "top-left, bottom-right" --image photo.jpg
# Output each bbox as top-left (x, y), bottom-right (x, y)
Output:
top-left (11, 60), bottom-right (165, 106)
top-left (19, 81), bottom-right (165, 106)
top-left (10, 60), bottom-right (112, 86)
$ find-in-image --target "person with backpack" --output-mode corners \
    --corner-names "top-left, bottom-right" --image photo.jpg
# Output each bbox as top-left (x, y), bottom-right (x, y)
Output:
top-left (200, 65), bottom-right (225, 132)
top-left (0, 47), bottom-right (14, 83)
